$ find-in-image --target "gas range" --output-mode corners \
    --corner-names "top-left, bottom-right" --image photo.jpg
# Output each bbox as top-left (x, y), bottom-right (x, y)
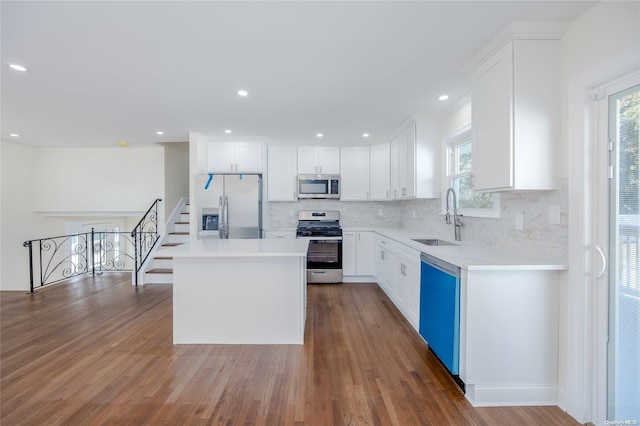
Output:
top-left (296, 210), bottom-right (343, 284)
top-left (296, 211), bottom-right (342, 237)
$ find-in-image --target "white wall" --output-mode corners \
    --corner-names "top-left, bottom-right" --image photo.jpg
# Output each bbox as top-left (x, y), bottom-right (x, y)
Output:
top-left (1, 142), bottom-right (66, 290)
top-left (0, 142), bottom-right (167, 291)
top-left (440, 99), bottom-right (471, 136)
top-left (162, 142), bottom-right (189, 218)
top-left (32, 147), bottom-right (164, 213)
top-left (560, 1), bottom-right (640, 423)
top-left (559, 0), bottom-right (640, 179)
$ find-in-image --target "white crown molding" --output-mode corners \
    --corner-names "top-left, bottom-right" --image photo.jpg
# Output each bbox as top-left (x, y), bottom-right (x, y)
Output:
top-left (462, 21), bottom-right (570, 75)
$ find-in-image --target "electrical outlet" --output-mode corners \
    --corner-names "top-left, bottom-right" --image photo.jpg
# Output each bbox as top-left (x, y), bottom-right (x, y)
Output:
top-left (515, 213), bottom-right (524, 231)
top-left (378, 208), bottom-right (383, 217)
top-left (289, 209), bottom-right (294, 217)
top-left (412, 210), bottom-right (416, 218)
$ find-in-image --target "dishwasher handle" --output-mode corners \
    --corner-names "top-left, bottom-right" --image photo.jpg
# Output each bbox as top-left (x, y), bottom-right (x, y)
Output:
top-left (420, 252), bottom-right (461, 277)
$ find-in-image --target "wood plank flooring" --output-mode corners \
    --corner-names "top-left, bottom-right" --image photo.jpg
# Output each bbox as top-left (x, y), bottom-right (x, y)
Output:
top-left (1, 273), bottom-right (580, 425)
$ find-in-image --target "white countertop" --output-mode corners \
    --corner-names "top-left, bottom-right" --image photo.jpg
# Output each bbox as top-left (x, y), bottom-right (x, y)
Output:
top-left (159, 238), bottom-right (309, 258)
top-left (344, 227), bottom-right (567, 271)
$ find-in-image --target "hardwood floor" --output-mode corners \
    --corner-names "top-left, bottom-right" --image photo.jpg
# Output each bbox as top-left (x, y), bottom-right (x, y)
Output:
top-left (1, 273), bottom-right (579, 425)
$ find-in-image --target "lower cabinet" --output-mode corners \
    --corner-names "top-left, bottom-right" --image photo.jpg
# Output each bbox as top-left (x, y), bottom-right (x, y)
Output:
top-left (402, 256), bottom-right (420, 328)
top-left (374, 235), bottom-right (421, 330)
top-left (343, 231), bottom-right (375, 277)
top-left (374, 238), bottom-right (396, 297)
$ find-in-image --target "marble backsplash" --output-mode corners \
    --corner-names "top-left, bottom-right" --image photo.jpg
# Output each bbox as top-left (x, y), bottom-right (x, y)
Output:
top-left (266, 179), bottom-right (568, 259)
top-left (265, 200), bottom-right (402, 229)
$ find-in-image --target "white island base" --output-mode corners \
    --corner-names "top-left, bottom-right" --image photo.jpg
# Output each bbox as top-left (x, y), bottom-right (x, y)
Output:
top-left (164, 239), bottom-right (308, 345)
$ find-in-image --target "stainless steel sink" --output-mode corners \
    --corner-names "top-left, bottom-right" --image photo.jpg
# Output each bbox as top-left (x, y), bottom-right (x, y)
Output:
top-left (412, 238), bottom-right (457, 246)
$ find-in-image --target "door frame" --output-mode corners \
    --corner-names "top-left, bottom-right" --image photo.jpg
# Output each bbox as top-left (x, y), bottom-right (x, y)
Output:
top-left (566, 46), bottom-right (640, 424)
top-left (597, 77), bottom-right (640, 423)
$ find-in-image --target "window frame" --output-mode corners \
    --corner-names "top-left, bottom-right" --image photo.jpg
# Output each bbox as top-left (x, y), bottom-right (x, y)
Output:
top-left (442, 124), bottom-right (501, 219)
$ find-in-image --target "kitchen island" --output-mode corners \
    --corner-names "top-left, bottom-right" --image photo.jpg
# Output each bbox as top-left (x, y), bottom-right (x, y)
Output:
top-left (160, 239), bottom-right (309, 345)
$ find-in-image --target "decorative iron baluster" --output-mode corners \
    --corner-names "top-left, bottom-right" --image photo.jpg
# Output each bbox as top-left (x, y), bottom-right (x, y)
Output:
top-left (23, 199), bottom-right (161, 292)
top-left (131, 199), bottom-right (162, 286)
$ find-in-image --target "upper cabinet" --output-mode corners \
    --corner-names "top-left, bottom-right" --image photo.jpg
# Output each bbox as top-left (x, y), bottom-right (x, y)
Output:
top-left (370, 143), bottom-right (391, 200)
top-left (267, 145), bottom-right (297, 201)
top-left (208, 141), bottom-right (263, 173)
top-left (298, 146), bottom-right (340, 175)
top-left (391, 120), bottom-right (440, 200)
top-left (340, 146), bottom-right (370, 201)
top-left (468, 25), bottom-right (563, 191)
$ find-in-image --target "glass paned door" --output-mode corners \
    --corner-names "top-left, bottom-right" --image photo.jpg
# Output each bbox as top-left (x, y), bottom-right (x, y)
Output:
top-left (608, 84), bottom-right (640, 421)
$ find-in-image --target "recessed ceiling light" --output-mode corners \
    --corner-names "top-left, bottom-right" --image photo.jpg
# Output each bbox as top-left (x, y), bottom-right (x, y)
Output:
top-left (238, 90), bottom-right (248, 97)
top-left (438, 95), bottom-right (449, 101)
top-left (10, 133), bottom-right (19, 137)
top-left (9, 64), bottom-right (27, 72)
top-left (316, 133), bottom-right (323, 138)
top-left (156, 131), bottom-right (164, 135)
top-left (225, 129), bottom-right (232, 134)
top-left (363, 133), bottom-right (370, 138)
top-left (118, 141), bottom-right (130, 148)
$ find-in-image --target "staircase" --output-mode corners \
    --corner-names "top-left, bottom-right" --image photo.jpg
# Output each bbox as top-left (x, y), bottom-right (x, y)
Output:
top-left (143, 199), bottom-right (190, 285)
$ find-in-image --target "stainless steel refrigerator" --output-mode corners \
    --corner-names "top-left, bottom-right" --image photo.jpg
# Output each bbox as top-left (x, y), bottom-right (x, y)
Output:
top-left (197, 174), bottom-right (262, 239)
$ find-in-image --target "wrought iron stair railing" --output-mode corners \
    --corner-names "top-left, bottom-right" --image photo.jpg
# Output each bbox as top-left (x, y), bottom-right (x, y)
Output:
top-left (23, 199), bottom-right (162, 293)
top-left (131, 198), bottom-right (162, 286)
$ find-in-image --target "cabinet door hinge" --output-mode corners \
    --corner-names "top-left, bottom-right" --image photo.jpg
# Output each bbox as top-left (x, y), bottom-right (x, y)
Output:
top-left (608, 166), bottom-right (615, 180)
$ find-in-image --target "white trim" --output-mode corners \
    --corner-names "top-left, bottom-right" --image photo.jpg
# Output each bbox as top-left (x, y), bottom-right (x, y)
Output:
top-left (593, 73), bottom-right (640, 425)
top-left (462, 22), bottom-right (569, 74)
top-left (442, 124), bottom-right (501, 219)
top-left (465, 383), bottom-right (558, 407)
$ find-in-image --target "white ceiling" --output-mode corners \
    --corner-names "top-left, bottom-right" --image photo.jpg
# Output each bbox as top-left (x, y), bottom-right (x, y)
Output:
top-left (1, 1), bottom-right (598, 148)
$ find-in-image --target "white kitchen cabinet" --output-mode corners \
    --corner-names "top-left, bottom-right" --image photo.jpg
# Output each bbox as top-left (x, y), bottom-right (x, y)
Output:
top-left (374, 237), bottom-right (395, 298)
top-left (461, 268), bottom-right (560, 406)
top-left (343, 232), bottom-right (357, 276)
top-left (399, 250), bottom-right (420, 330)
top-left (390, 120), bottom-right (440, 200)
top-left (356, 231), bottom-right (374, 276)
top-left (373, 235), bottom-right (421, 330)
top-left (297, 146), bottom-right (340, 175)
top-left (208, 141), bottom-right (263, 173)
top-left (370, 143), bottom-right (390, 200)
top-left (390, 240), bottom-right (421, 330)
top-left (267, 146), bottom-right (297, 201)
top-left (470, 38), bottom-right (560, 191)
top-left (343, 231), bottom-right (375, 277)
top-left (340, 146), bottom-right (370, 201)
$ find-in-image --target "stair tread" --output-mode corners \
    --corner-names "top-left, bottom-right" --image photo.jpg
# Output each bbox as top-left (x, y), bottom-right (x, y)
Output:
top-left (154, 256), bottom-right (173, 260)
top-left (146, 268), bottom-right (173, 274)
top-left (175, 221), bottom-right (190, 224)
top-left (161, 242), bottom-right (184, 247)
top-left (169, 232), bottom-right (189, 235)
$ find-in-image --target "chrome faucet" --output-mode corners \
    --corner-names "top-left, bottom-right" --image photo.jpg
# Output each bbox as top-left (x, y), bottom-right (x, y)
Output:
top-left (445, 187), bottom-right (463, 241)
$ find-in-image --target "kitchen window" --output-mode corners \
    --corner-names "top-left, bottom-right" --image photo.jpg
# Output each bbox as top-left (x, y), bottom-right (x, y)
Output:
top-left (444, 125), bottom-right (500, 218)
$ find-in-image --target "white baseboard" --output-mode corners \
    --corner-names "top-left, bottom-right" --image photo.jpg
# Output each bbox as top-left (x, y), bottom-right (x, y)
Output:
top-left (341, 275), bottom-right (376, 283)
top-left (465, 383), bottom-right (558, 407)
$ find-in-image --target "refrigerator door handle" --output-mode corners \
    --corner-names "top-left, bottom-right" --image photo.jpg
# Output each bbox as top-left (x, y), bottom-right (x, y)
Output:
top-left (223, 196), bottom-right (229, 239)
top-left (218, 196), bottom-right (224, 238)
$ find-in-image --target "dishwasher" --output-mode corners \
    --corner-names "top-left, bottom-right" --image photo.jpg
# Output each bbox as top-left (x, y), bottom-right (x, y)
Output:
top-left (419, 252), bottom-right (464, 391)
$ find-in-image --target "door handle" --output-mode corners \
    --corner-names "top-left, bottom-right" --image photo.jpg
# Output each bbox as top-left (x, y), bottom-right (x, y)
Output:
top-left (595, 245), bottom-right (606, 278)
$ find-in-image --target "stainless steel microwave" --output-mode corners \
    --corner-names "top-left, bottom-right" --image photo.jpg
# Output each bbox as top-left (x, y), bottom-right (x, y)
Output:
top-left (297, 174), bottom-right (340, 199)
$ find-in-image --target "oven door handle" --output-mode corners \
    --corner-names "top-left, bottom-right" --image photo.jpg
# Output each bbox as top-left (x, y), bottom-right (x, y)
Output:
top-left (296, 236), bottom-right (343, 241)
